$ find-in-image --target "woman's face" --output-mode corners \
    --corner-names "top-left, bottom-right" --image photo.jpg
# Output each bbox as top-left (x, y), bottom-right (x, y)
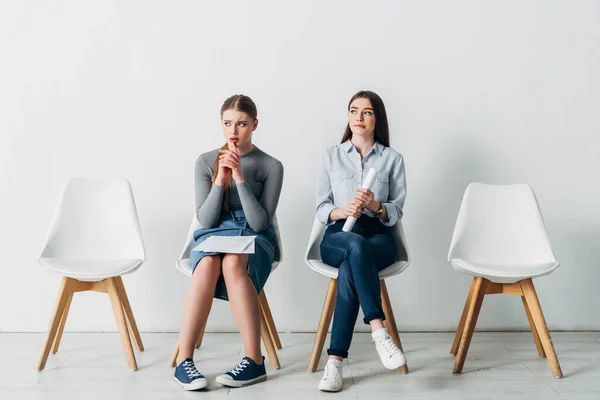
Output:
top-left (221, 109), bottom-right (258, 151)
top-left (348, 97), bottom-right (375, 138)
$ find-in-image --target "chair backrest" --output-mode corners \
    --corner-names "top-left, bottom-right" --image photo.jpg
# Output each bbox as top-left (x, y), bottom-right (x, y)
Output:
top-left (177, 213), bottom-right (283, 270)
top-left (39, 178), bottom-right (145, 261)
top-left (448, 183), bottom-right (557, 265)
top-left (305, 217), bottom-right (410, 274)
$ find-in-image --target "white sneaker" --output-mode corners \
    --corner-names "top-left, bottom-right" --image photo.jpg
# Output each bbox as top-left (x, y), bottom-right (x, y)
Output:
top-left (318, 359), bottom-right (344, 392)
top-left (372, 328), bottom-right (407, 370)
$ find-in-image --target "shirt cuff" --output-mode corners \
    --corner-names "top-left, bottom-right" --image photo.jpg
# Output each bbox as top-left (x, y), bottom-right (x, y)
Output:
top-left (379, 202), bottom-right (402, 227)
top-left (316, 203), bottom-right (336, 226)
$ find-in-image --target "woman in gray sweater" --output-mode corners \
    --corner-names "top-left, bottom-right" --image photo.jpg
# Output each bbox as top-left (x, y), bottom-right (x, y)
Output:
top-left (174, 95), bottom-right (283, 390)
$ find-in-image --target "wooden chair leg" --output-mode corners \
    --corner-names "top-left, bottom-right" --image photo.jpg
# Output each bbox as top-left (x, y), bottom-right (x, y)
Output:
top-left (380, 280), bottom-right (409, 374)
top-left (51, 291), bottom-right (73, 354)
top-left (309, 278), bottom-right (337, 372)
top-left (451, 278), bottom-right (477, 356)
top-left (195, 323), bottom-right (206, 349)
top-left (453, 277), bottom-right (486, 375)
top-left (170, 338), bottom-right (180, 367)
top-left (259, 291), bottom-right (282, 350)
top-left (38, 277), bottom-right (72, 371)
top-left (260, 309), bottom-right (280, 370)
top-left (522, 295), bottom-right (545, 358)
top-left (520, 279), bottom-right (562, 378)
top-left (107, 278), bottom-right (138, 371)
top-left (115, 277), bottom-right (144, 352)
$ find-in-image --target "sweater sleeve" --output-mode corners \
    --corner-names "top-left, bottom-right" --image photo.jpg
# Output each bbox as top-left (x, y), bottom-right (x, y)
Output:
top-left (237, 160), bottom-right (284, 232)
top-left (194, 154), bottom-right (224, 228)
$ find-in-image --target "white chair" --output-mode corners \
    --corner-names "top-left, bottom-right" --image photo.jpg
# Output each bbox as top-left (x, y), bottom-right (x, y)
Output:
top-left (305, 217), bottom-right (411, 373)
top-left (169, 214), bottom-right (283, 369)
top-left (37, 178), bottom-right (145, 371)
top-left (448, 183), bottom-right (562, 378)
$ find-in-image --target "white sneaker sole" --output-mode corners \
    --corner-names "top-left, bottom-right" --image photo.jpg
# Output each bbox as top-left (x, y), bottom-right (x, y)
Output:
top-left (319, 382), bottom-right (343, 392)
top-left (173, 376), bottom-right (210, 391)
top-left (216, 374), bottom-right (267, 387)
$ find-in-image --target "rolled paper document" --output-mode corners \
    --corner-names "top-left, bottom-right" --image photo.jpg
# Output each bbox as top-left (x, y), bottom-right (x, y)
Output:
top-left (342, 167), bottom-right (378, 232)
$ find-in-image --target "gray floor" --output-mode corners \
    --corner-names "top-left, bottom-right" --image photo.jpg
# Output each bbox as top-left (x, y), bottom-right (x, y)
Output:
top-left (1, 332), bottom-right (599, 399)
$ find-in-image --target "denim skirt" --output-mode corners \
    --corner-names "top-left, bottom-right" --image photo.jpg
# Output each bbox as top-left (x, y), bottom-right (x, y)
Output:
top-left (189, 207), bottom-right (278, 301)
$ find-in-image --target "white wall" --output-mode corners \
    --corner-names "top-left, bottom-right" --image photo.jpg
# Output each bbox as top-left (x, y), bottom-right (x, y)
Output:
top-left (1, 0), bottom-right (599, 333)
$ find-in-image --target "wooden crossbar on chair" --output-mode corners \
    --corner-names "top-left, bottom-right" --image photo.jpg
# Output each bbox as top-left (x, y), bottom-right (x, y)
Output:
top-left (38, 276), bottom-right (144, 371)
top-left (450, 277), bottom-right (562, 378)
top-left (309, 278), bottom-right (409, 374)
top-left (169, 290), bottom-right (281, 370)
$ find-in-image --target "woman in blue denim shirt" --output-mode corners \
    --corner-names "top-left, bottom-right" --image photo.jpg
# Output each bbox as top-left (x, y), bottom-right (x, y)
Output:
top-left (173, 95), bottom-right (284, 390)
top-left (315, 91), bottom-right (407, 392)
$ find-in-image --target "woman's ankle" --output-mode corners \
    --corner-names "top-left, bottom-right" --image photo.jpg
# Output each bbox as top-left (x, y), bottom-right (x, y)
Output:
top-left (246, 354), bottom-right (264, 365)
top-left (176, 354), bottom-right (192, 366)
top-left (369, 318), bottom-right (385, 332)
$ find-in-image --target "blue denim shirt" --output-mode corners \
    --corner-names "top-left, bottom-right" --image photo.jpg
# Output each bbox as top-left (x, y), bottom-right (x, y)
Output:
top-left (316, 140), bottom-right (406, 227)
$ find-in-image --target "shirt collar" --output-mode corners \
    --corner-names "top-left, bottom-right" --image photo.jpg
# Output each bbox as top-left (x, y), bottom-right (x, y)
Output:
top-left (341, 140), bottom-right (354, 153)
top-left (342, 140), bottom-right (383, 156)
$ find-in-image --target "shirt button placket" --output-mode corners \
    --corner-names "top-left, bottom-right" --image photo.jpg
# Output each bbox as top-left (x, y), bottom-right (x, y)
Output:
top-left (357, 154), bottom-right (363, 188)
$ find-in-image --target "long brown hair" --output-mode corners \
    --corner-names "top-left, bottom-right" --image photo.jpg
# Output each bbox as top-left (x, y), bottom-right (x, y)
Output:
top-left (211, 94), bottom-right (258, 209)
top-left (341, 90), bottom-right (390, 147)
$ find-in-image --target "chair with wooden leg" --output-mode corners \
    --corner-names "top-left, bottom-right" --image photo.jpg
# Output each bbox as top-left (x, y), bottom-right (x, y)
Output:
top-left (305, 217), bottom-right (411, 373)
top-left (448, 183), bottom-right (563, 378)
top-left (169, 214), bottom-right (283, 369)
top-left (37, 178), bottom-right (146, 371)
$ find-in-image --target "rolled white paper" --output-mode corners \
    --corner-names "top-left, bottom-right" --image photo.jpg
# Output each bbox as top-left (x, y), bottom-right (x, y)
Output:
top-left (342, 167), bottom-right (378, 232)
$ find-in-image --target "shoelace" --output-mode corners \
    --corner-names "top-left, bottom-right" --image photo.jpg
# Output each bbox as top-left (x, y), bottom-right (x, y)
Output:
top-left (229, 358), bottom-right (250, 376)
top-left (374, 334), bottom-right (400, 357)
top-left (323, 362), bottom-right (340, 382)
top-left (183, 361), bottom-right (202, 379)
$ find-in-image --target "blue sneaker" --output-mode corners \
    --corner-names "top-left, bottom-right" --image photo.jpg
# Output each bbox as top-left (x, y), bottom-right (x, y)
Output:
top-left (216, 356), bottom-right (267, 387)
top-left (174, 358), bottom-right (209, 390)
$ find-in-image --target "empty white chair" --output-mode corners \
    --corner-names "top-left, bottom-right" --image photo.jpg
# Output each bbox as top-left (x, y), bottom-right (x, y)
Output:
top-left (448, 183), bottom-right (562, 378)
top-left (305, 217), bottom-right (411, 373)
top-left (169, 214), bottom-right (283, 369)
top-left (37, 178), bottom-right (145, 371)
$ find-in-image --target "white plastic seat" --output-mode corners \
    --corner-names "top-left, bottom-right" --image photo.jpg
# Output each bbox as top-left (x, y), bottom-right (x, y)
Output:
top-left (38, 259), bottom-right (143, 281)
top-left (449, 259), bottom-right (557, 284)
top-left (305, 217), bottom-right (411, 373)
top-left (37, 178), bottom-right (146, 371)
top-left (448, 183), bottom-right (562, 378)
top-left (169, 214), bottom-right (283, 369)
top-left (448, 183), bottom-right (558, 284)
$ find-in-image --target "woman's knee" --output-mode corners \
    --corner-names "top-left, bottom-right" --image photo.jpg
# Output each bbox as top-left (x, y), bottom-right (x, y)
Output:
top-left (193, 255), bottom-right (222, 280)
top-left (345, 234), bottom-right (370, 256)
top-left (221, 254), bottom-right (249, 280)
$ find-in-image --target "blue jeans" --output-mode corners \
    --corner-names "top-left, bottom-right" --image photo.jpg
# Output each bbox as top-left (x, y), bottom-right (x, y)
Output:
top-left (320, 216), bottom-right (397, 358)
